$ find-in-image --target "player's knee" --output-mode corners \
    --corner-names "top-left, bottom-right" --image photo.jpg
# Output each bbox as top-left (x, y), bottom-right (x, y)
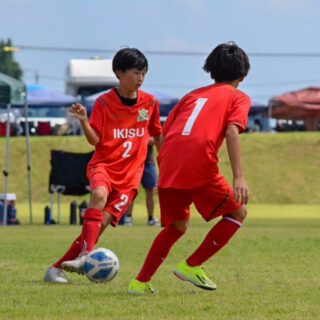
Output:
top-left (172, 219), bottom-right (189, 232)
top-left (91, 187), bottom-right (108, 206)
top-left (98, 211), bottom-right (113, 237)
top-left (230, 206), bottom-right (247, 221)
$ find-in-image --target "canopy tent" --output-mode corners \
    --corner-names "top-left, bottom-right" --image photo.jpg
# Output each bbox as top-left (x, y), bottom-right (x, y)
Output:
top-left (0, 73), bottom-right (32, 226)
top-left (249, 101), bottom-right (268, 115)
top-left (14, 83), bottom-right (77, 107)
top-left (0, 73), bottom-right (25, 104)
top-left (83, 88), bottom-right (179, 121)
top-left (269, 86), bottom-right (320, 130)
top-left (84, 90), bottom-right (268, 124)
top-left (12, 84), bottom-right (78, 134)
top-left (145, 89), bottom-right (179, 121)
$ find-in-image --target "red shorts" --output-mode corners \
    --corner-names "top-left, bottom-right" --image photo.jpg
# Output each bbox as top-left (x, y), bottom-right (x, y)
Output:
top-left (88, 166), bottom-right (137, 227)
top-left (158, 176), bottom-right (241, 226)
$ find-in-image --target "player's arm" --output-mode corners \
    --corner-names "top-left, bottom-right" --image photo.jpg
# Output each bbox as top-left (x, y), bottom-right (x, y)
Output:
top-left (225, 124), bottom-right (249, 205)
top-left (69, 103), bottom-right (99, 145)
top-left (152, 135), bottom-right (162, 152)
top-left (148, 135), bottom-right (163, 152)
top-left (148, 98), bottom-right (163, 152)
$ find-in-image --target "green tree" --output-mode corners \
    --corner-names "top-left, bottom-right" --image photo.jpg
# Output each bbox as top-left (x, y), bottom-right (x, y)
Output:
top-left (0, 38), bottom-right (23, 80)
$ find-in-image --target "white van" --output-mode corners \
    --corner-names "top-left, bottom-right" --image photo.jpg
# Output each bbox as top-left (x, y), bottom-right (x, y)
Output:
top-left (65, 58), bottom-right (119, 97)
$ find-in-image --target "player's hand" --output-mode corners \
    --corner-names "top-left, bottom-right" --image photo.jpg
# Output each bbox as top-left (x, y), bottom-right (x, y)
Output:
top-left (69, 103), bottom-right (88, 121)
top-left (233, 176), bottom-right (249, 205)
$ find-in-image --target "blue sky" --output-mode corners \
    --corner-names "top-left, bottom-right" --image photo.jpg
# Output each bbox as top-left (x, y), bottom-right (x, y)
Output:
top-left (2, 0), bottom-right (320, 104)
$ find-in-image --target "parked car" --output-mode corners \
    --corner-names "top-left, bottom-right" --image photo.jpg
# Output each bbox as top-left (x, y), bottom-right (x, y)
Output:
top-left (17, 106), bottom-right (69, 135)
top-left (20, 106), bottom-right (68, 127)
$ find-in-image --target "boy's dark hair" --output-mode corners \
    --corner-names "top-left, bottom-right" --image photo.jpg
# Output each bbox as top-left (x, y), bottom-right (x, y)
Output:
top-left (112, 48), bottom-right (148, 75)
top-left (203, 42), bottom-right (250, 82)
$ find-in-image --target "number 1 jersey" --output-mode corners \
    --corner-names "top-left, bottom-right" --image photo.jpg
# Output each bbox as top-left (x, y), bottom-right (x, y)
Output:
top-left (88, 88), bottom-right (162, 191)
top-left (157, 83), bottom-right (251, 189)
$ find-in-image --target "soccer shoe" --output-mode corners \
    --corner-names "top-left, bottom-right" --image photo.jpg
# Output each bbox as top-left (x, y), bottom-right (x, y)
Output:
top-left (44, 266), bottom-right (69, 283)
top-left (128, 279), bottom-right (155, 294)
top-left (173, 260), bottom-right (217, 291)
top-left (61, 254), bottom-right (86, 275)
top-left (147, 217), bottom-right (160, 226)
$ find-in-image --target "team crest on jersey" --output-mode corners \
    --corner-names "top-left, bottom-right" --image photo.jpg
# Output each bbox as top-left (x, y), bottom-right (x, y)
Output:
top-left (137, 108), bottom-right (149, 121)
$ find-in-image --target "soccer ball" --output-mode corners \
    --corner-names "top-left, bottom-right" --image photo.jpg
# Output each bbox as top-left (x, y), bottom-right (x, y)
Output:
top-left (83, 248), bottom-right (119, 283)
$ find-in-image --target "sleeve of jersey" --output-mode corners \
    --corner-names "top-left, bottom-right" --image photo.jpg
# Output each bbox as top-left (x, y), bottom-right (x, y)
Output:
top-left (162, 98), bottom-right (183, 136)
top-left (226, 91), bottom-right (251, 133)
top-left (148, 99), bottom-right (162, 136)
top-left (88, 98), bottom-right (104, 139)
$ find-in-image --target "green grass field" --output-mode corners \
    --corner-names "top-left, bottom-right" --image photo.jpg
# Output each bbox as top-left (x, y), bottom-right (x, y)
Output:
top-left (1, 133), bottom-right (320, 319)
top-left (1, 132), bottom-right (320, 204)
top-left (0, 203), bottom-right (319, 320)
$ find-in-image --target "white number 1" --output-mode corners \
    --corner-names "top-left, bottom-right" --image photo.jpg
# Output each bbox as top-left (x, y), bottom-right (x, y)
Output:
top-left (182, 97), bottom-right (208, 136)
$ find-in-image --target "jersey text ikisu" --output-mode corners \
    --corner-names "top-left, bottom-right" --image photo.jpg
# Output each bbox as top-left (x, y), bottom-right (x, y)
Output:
top-left (113, 128), bottom-right (145, 139)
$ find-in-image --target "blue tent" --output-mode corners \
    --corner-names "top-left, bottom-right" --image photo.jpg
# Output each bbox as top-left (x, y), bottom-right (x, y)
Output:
top-left (84, 89), bottom-right (266, 119)
top-left (14, 84), bottom-right (77, 107)
top-left (83, 88), bottom-right (179, 119)
top-left (249, 101), bottom-right (268, 115)
top-left (143, 89), bottom-right (179, 117)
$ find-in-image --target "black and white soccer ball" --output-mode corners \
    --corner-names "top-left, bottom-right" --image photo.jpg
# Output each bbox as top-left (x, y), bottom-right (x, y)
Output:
top-left (83, 248), bottom-right (119, 283)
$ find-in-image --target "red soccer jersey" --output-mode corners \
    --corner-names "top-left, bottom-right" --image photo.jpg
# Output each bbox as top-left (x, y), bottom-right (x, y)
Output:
top-left (88, 88), bottom-right (162, 191)
top-left (157, 83), bottom-right (251, 189)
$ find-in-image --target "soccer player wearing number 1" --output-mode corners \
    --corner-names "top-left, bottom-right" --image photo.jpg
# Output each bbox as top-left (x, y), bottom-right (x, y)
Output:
top-left (129, 42), bottom-right (251, 293)
top-left (44, 48), bottom-right (162, 283)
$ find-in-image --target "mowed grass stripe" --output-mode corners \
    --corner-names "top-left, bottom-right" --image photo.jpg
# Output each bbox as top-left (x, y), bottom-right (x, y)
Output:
top-left (12, 202), bottom-right (320, 225)
top-left (0, 204), bottom-right (319, 319)
top-left (1, 132), bottom-right (320, 204)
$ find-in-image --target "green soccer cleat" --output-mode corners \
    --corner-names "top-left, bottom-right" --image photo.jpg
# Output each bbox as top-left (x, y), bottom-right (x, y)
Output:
top-left (128, 279), bottom-right (155, 294)
top-left (173, 260), bottom-right (217, 291)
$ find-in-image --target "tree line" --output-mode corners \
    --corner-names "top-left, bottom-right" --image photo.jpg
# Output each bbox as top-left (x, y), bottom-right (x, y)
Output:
top-left (0, 38), bottom-right (23, 80)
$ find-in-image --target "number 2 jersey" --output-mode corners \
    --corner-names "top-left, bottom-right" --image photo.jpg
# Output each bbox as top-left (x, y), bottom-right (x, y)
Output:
top-left (157, 82), bottom-right (251, 189)
top-left (87, 88), bottom-right (162, 192)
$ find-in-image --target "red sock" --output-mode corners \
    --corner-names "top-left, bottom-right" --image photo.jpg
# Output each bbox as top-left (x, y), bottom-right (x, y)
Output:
top-left (80, 208), bottom-right (103, 254)
top-left (53, 235), bottom-right (81, 269)
top-left (136, 225), bottom-right (185, 282)
top-left (186, 215), bottom-right (242, 267)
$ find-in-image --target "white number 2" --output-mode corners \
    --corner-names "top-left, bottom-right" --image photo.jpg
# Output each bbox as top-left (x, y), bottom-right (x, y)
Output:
top-left (114, 194), bottom-right (129, 212)
top-left (182, 97), bottom-right (208, 136)
top-left (122, 141), bottom-right (132, 157)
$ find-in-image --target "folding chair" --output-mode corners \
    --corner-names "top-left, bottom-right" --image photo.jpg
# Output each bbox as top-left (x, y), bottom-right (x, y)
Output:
top-left (49, 150), bottom-right (93, 223)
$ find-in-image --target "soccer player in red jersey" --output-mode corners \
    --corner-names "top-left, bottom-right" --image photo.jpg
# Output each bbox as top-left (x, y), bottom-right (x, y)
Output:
top-left (44, 48), bottom-right (162, 283)
top-left (128, 42), bottom-right (251, 293)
